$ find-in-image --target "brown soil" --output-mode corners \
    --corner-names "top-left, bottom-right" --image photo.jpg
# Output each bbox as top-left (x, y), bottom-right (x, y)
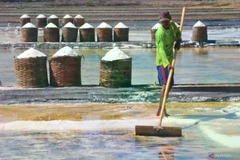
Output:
top-left (0, 1), bottom-right (240, 23)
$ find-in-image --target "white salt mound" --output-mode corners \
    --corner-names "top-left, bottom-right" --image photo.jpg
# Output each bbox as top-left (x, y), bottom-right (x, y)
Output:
top-left (49, 15), bottom-right (58, 19)
top-left (17, 48), bottom-right (46, 59)
top-left (193, 20), bottom-right (206, 27)
top-left (64, 22), bottom-right (76, 28)
top-left (63, 14), bottom-right (72, 18)
top-left (101, 47), bottom-right (130, 61)
top-left (22, 23), bottom-right (36, 28)
top-left (20, 14), bottom-right (30, 18)
top-left (97, 22), bottom-right (112, 28)
top-left (45, 23), bottom-right (58, 28)
top-left (80, 23), bottom-right (94, 29)
top-left (52, 46), bottom-right (78, 57)
top-left (114, 22), bottom-right (128, 28)
top-left (75, 14), bottom-right (84, 19)
top-left (37, 14), bottom-right (46, 18)
top-left (151, 23), bottom-right (161, 29)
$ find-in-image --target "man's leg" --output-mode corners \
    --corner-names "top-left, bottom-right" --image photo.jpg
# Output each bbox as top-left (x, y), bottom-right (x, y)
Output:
top-left (156, 85), bottom-right (170, 117)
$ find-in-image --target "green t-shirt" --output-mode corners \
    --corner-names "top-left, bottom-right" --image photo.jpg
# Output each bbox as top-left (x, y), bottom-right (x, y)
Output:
top-left (155, 21), bottom-right (181, 67)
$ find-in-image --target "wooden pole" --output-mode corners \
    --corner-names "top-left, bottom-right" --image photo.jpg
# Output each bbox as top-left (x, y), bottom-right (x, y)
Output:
top-left (159, 7), bottom-right (186, 126)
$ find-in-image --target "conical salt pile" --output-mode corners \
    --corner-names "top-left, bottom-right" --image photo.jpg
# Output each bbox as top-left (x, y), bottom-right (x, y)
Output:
top-left (100, 47), bottom-right (132, 88)
top-left (102, 47), bottom-right (130, 61)
top-left (49, 46), bottom-right (82, 87)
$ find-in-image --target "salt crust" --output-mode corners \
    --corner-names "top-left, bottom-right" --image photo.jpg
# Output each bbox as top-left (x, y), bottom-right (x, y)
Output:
top-left (193, 20), bottom-right (206, 27)
top-left (49, 15), bottom-right (58, 19)
top-left (45, 23), bottom-right (58, 28)
top-left (36, 14), bottom-right (46, 18)
top-left (52, 46), bottom-right (78, 57)
top-left (20, 14), bottom-right (30, 18)
top-left (17, 48), bottom-right (46, 59)
top-left (97, 22), bottom-right (112, 28)
top-left (114, 22), bottom-right (128, 28)
top-left (79, 23), bottom-right (94, 29)
top-left (22, 23), bottom-right (36, 28)
top-left (101, 47), bottom-right (130, 61)
top-left (63, 22), bottom-right (76, 28)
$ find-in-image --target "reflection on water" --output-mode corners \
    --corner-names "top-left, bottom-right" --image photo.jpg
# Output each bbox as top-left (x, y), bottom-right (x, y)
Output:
top-left (0, 47), bottom-right (239, 86)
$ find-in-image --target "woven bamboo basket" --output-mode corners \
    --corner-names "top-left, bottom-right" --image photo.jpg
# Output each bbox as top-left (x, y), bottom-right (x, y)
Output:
top-left (79, 28), bottom-right (95, 42)
top-left (192, 26), bottom-right (208, 42)
top-left (151, 28), bottom-right (157, 42)
top-left (48, 18), bottom-right (59, 27)
top-left (20, 18), bottom-right (30, 27)
top-left (114, 28), bottom-right (129, 42)
top-left (62, 27), bottom-right (78, 42)
top-left (49, 56), bottom-right (82, 87)
top-left (97, 28), bottom-right (112, 42)
top-left (62, 18), bottom-right (73, 26)
top-left (74, 18), bottom-right (84, 27)
top-left (100, 58), bottom-right (132, 87)
top-left (44, 28), bottom-right (59, 42)
top-left (14, 57), bottom-right (48, 88)
top-left (21, 28), bottom-right (38, 42)
top-left (36, 17), bottom-right (47, 28)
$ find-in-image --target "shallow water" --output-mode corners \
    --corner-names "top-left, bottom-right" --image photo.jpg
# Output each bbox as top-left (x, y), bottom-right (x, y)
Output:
top-left (0, 47), bottom-right (240, 86)
top-left (0, 102), bottom-right (239, 160)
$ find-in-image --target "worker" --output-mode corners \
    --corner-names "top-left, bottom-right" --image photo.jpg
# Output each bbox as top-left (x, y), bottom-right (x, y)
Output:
top-left (155, 11), bottom-right (182, 117)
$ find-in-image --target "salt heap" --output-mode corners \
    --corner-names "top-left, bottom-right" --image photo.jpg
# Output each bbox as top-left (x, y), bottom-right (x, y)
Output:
top-left (63, 22), bottom-right (76, 28)
top-left (22, 23), bottom-right (36, 28)
top-left (49, 15), bottom-right (58, 18)
top-left (52, 46), bottom-right (78, 57)
top-left (193, 21), bottom-right (206, 27)
top-left (102, 47), bottom-right (130, 61)
top-left (17, 48), bottom-right (46, 59)
top-left (74, 14), bottom-right (84, 18)
top-left (80, 23), bottom-right (94, 29)
top-left (37, 14), bottom-right (46, 18)
top-left (97, 22), bottom-right (112, 28)
top-left (45, 22), bottom-right (58, 28)
top-left (63, 14), bottom-right (72, 18)
top-left (114, 22), bottom-right (128, 28)
top-left (20, 14), bottom-right (30, 18)
top-left (151, 23), bottom-right (161, 29)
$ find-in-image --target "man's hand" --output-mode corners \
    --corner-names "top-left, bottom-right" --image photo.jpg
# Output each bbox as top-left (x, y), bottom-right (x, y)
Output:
top-left (167, 64), bottom-right (173, 71)
top-left (174, 39), bottom-right (181, 50)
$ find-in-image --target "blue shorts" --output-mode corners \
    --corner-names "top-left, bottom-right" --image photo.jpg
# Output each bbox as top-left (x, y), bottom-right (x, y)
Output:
top-left (156, 66), bottom-right (174, 86)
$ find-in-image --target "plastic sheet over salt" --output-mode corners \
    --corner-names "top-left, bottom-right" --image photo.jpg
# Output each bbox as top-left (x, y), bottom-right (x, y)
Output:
top-left (22, 23), bottom-right (36, 28)
top-left (80, 23), bottom-right (94, 29)
top-left (101, 47), bottom-right (130, 61)
top-left (17, 48), bottom-right (46, 59)
top-left (97, 22), bottom-right (112, 28)
top-left (63, 22), bottom-right (76, 28)
top-left (52, 46), bottom-right (78, 57)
